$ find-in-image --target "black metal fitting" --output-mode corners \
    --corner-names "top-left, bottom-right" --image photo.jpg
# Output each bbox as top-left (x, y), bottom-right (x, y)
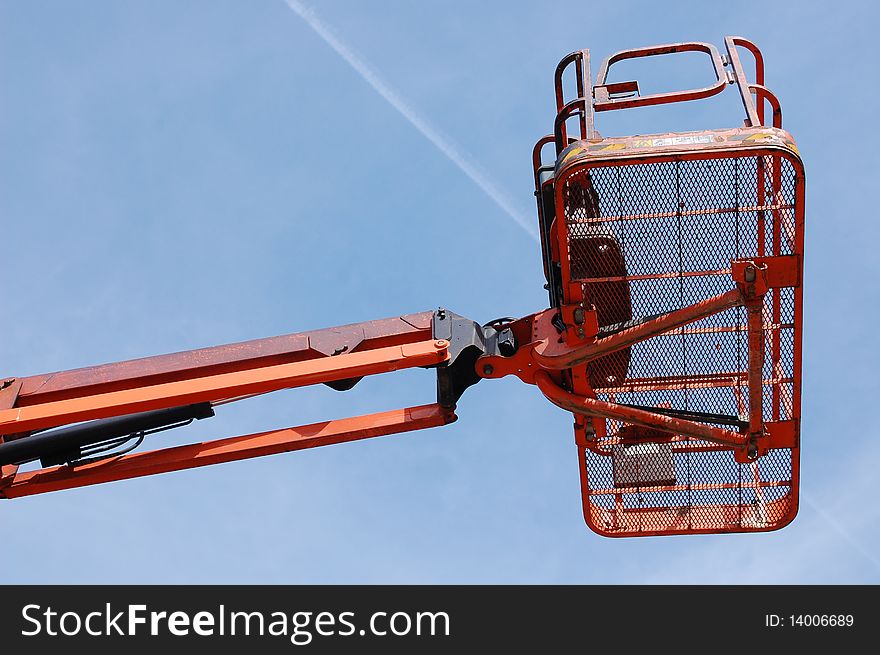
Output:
top-left (432, 309), bottom-right (516, 408)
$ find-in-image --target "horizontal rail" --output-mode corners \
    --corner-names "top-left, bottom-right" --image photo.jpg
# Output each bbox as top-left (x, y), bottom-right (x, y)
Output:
top-left (581, 268), bottom-right (732, 284)
top-left (595, 375), bottom-right (793, 394)
top-left (590, 479), bottom-right (791, 495)
top-left (591, 441), bottom-right (739, 455)
top-left (574, 203), bottom-right (796, 224)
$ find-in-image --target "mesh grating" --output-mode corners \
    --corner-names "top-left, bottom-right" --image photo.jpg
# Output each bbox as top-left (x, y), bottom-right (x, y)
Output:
top-left (560, 153), bottom-right (801, 535)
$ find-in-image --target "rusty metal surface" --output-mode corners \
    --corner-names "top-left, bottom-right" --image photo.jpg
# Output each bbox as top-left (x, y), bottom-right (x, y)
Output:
top-left (0, 378), bottom-right (21, 410)
top-left (556, 127), bottom-right (800, 176)
top-left (725, 35), bottom-right (765, 126)
top-left (593, 42), bottom-right (728, 112)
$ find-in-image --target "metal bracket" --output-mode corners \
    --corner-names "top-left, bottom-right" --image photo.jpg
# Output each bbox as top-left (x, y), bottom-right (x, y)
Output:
top-left (432, 309), bottom-right (514, 408)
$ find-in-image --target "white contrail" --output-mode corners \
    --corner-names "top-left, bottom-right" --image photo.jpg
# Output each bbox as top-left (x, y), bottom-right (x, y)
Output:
top-left (282, 0), bottom-right (540, 243)
top-left (802, 492), bottom-right (880, 573)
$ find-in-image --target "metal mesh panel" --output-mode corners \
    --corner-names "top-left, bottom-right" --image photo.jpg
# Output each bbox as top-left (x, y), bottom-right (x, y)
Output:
top-left (561, 153), bottom-right (799, 535)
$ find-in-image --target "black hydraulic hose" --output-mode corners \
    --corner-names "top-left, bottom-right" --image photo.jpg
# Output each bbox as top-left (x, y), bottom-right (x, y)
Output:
top-left (0, 403), bottom-right (215, 467)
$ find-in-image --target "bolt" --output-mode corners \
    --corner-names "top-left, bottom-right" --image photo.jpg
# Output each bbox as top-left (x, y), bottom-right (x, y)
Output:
top-left (482, 364), bottom-right (494, 376)
top-left (435, 339), bottom-right (448, 348)
top-left (744, 266), bottom-right (756, 283)
top-left (577, 328), bottom-right (585, 339)
top-left (497, 328), bottom-right (517, 357)
top-left (747, 441), bottom-right (758, 459)
top-left (573, 307), bottom-right (585, 325)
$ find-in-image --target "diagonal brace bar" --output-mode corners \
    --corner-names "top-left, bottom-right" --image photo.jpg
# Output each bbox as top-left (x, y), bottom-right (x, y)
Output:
top-left (535, 288), bottom-right (744, 369)
top-left (535, 371), bottom-right (749, 448)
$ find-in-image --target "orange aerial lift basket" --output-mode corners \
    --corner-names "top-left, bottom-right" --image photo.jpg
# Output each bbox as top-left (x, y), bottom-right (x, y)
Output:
top-left (523, 37), bottom-right (804, 536)
top-left (0, 37), bottom-right (803, 538)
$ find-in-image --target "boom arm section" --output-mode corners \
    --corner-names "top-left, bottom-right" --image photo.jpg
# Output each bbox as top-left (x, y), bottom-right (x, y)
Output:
top-left (0, 310), bottom-right (506, 498)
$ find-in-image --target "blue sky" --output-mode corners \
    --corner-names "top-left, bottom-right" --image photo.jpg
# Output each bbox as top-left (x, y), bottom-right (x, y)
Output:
top-left (1, 0), bottom-right (878, 583)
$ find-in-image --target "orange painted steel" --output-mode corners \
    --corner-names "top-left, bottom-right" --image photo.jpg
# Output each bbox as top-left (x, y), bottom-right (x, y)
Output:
top-left (593, 42), bottom-right (728, 112)
top-left (13, 312), bottom-right (436, 407)
top-left (535, 371), bottom-right (748, 448)
top-left (535, 288), bottom-right (745, 370)
top-left (0, 313), bottom-right (454, 499)
top-left (0, 380), bottom-right (21, 489)
top-left (0, 404), bottom-right (454, 499)
top-left (0, 341), bottom-right (448, 436)
top-left (529, 36), bottom-right (804, 536)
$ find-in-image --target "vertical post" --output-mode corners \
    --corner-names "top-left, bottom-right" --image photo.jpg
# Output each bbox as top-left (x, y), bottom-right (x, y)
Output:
top-left (745, 298), bottom-right (765, 446)
top-left (0, 379), bottom-right (21, 487)
top-left (770, 156), bottom-right (784, 421)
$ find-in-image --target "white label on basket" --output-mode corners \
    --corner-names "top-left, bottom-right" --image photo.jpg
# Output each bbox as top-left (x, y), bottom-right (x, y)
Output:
top-left (625, 443), bottom-right (663, 455)
top-left (650, 135), bottom-right (714, 147)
